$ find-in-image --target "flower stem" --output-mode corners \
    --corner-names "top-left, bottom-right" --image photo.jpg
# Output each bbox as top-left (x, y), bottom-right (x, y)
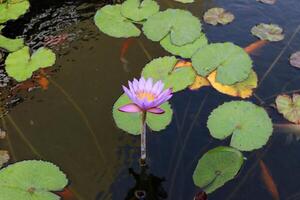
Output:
top-left (140, 111), bottom-right (147, 166)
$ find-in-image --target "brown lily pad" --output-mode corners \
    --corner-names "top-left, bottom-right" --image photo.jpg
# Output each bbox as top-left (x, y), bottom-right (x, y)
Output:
top-left (276, 94), bottom-right (300, 124)
top-left (203, 7), bottom-right (235, 26)
top-left (251, 23), bottom-right (284, 42)
top-left (290, 51), bottom-right (300, 68)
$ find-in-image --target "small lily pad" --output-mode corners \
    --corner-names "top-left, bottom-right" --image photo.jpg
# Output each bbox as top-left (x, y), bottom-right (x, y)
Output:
top-left (207, 70), bottom-right (258, 99)
top-left (5, 46), bottom-right (56, 82)
top-left (251, 23), bottom-right (284, 42)
top-left (0, 150), bottom-right (9, 168)
top-left (160, 33), bottom-right (208, 58)
top-left (191, 42), bottom-right (253, 85)
top-left (141, 56), bottom-right (196, 92)
top-left (0, 160), bottom-right (68, 200)
top-left (121, 0), bottom-right (159, 22)
top-left (203, 7), bottom-right (235, 26)
top-left (0, 0), bottom-right (30, 24)
top-left (193, 146), bottom-right (243, 193)
top-left (276, 94), bottom-right (300, 124)
top-left (257, 0), bottom-right (276, 5)
top-left (142, 9), bottom-right (202, 46)
top-left (207, 101), bottom-right (273, 151)
top-left (113, 94), bottom-right (173, 135)
top-left (94, 5), bottom-right (141, 38)
top-left (290, 51), bottom-right (300, 68)
top-left (0, 35), bottom-right (24, 52)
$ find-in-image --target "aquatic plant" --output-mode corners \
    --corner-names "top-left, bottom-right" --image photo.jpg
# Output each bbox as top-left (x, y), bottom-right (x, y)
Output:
top-left (0, 0), bottom-right (30, 24)
top-left (290, 51), bottom-right (300, 68)
top-left (0, 35), bottom-right (24, 52)
top-left (118, 77), bottom-right (173, 165)
top-left (251, 23), bottom-right (284, 41)
top-left (276, 94), bottom-right (300, 124)
top-left (203, 7), bottom-right (235, 26)
top-left (0, 160), bottom-right (68, 200)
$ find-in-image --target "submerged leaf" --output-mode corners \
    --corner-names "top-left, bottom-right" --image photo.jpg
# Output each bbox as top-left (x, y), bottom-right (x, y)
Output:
top-left (113, 94), bottom-right (173, 135)
top-left (142, 9), bottom-right (202, 46)
top-left (160, 33), bottom-right (208, 58)
top-left (0, 150), bottom-right (9, 168)
top-left (191, 42), bottom-right (253, 85)
top-left (257, 0), bottom-right (276, 5)
top-left (0, 0), bottom-right (30, 24)
top-left (251, 23), bottom-right (284, 42)
top-left (141, 56), bottom-right (196, 92)
top-left (290, 51), bottom-right (300, 68)
top-left (0, 35), bottom-right (24, 52)
top-left (121, 0), bottom-right (159, 22)
top-left (94, 5), bottom-right (141, 38)
top-left (5, 46), bottom-right (56, 82)
top-left (193, 146), bottom-right (243, 193)
top-left (276, 94), bottom-right (300, 124)
top-left (207, 101), bottom-right (273, 151)
top-left (207, 70), bottom-right (258, 98)
top-left (0, 160), bottom-right (68, 200)
top-left (203, 7), bottom-right (235, 26)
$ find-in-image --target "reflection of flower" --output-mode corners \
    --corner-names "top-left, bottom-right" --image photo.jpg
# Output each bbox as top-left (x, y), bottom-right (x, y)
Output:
top-left (118, 77), bottom-right (173, 114)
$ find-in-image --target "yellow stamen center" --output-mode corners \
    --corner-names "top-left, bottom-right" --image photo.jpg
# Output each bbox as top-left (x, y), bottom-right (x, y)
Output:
top-left (137, 91), bottom-right (155, 102)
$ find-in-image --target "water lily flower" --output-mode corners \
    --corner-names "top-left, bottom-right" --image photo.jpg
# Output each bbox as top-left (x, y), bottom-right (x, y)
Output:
top-left (118, 77), bottom-right (173, 114)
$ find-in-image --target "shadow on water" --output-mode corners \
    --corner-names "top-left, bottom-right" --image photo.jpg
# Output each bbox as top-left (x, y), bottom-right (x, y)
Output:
top-left (1, 0), bottom-right (300, 199)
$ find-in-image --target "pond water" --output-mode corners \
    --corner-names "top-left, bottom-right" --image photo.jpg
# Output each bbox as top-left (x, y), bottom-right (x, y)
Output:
top-left (1, 0), bottom-right (300, 199)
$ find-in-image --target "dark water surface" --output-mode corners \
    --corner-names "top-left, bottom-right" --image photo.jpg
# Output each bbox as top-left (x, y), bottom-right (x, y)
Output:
top-left (1, 0), bottom-right (300, 199)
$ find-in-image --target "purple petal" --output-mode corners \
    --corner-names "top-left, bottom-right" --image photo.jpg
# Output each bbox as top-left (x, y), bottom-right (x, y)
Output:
top-left (145, 78), bottom-right (153, 92)
top-left (139, 77), bottom-right (146, 91)
top-left (132, 78), bottom-right (139, 92)
top-left (152, 80), bottom-right (163, 95)
top-left (147, 107), bottom-right (165, 114)
top-left (122, 86), bottom-right (134, 100)
top-left (128, 81), bottom-right (135, 94)
top-left (118, 103), bottom-right (142, 113)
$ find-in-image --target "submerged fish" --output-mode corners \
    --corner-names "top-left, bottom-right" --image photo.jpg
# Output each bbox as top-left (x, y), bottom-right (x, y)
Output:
top-left (44, 33), bottom-right (69, 48)
top-left (274, 123), bottom-right (300, 143)
top-left (56, 187), bottom-right (77, 200)
top-left (120, 38), bottom-right (135, 72)
top-left (259, 159), bottom-right (280, 200)
top-left (244, 40), bottom-right (268, 54)
top-left (194, 190), bottom-right (207, 200)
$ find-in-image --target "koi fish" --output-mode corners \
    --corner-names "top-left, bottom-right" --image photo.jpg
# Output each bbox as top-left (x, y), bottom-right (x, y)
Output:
top-left (194, 191), bottom-right (207, 200)
top-left (120, 38), bottom-right (135, 72)
top-left (44, 33), bottom-right (69, 48)
top-left (56, 187), bottom-right (77, 200)
top-left (274, 123), bottom-right (300, 143)
top-left (244, 40), bottom-right (268, 54)
top-left (259, 159), bottom-right (280, 200)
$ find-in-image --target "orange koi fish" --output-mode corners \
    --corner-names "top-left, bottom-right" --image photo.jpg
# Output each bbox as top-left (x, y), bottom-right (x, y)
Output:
top-left (56, 187), bottom-right (77, 200)
top-left (259, 159), bottom-right (280, 200)
top-left (120, 38), bottom-right (135, 71)
top-left (244, 40), bottom-right (268, 54)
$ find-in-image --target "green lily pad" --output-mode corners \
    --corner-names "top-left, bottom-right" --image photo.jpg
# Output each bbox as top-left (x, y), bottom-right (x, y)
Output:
top-left (121, 0), bottom-right (159, 22)
top-left (0, 160), bottom-right (68, 200)
top-left (0, 0), bottom-right (30, 24)
top-left (207, 101), bottom-right (273, 151)
top-left (142, 9), bottom-right (202, 46)
top-left (193, 146), bottom-right (243, 193)
top-left (5, 46), bottom-right (56, 82)
top-left (203, 7), bottom-right (235, 26)
top-left (276, 94), bottom-right (300, 124)
top-left (94, 5), bottom-right (141, 38)
top-left (0, 150), bottom-right (9, 168)
top-left (192, 42), bottom-right (253, 85)
top-left (251, 23), bottom-right (284, 42)
top-left (160, 33), bottom-right (208, 58)
top-left (113, 94), bottom-right (173, 135)
top-left (141, 56), bottom-right (196, 92)
top-left (0, 35), bottom-right (24, 52)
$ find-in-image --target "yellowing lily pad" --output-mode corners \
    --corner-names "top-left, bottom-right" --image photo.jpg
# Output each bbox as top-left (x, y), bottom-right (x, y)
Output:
top-left (121, 0), bottom-right (159, 22)
top-left (5, 46), bottom-right (56, 82)
top-left (203, 7), bottom-right (235, 26)
top-left (113, 94), bottom-right (173, 135)
top-left (141, 56), bottom-right (196, 92)
top-left (191, 42), bottom-right (253, 85)
top-left (276, 94), bottom-right (300, 124)
top-left (0, 0), bottom-right (30, 24)
top-left (142, 9), bottom-right (202, 46)
top-left (94, 5), bottom-right (141, 38)
top-left (207, 70), bottom-right (258, 98)
top-left (193, 146), bottom-right (243, 193)
top-left (207, 101), bottom-right (273, 151)
top-left (290, 51), bottom-right (300, 68)
top-left (0, 35), bottom-right (24, 52)
top-left (160, 33), bottom-right (208, 58)
top-left (251, 23), bottom-right (284, 42)
top-left (0, 160), bottom-right (68, 200)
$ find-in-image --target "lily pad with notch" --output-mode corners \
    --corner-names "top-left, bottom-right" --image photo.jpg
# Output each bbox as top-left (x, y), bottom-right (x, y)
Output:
top-left (160, 33), bottom-right (208, 58)
top-left (5, 46), bottom-right (56, 82)
top-left (191, 42), bottom-right (253, 85)
top-left (251, 23), bottom-right (284, 42)
top-left (0, 160), bottom-right (68, 200)
top-left (113, 94), bottom-right (173, 135)
top-left (207, 101), bottom-right (273, 151)
top-left (141, 56), bottom-right (196, 92)
top-left (0, 0), bottom-right (30, 24)
top-left (193, 146), bottom-right (243, 194)
top-left (94, 5), bottom-right (141, 38)
top-left (142, 9), bottom-right (202, 46)
top-left (121, 0), bottom-right (159, 22)
top-left (276, 94), bottom-right (300, 124)
top-left (203, 7), bottom-right (235, 26)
